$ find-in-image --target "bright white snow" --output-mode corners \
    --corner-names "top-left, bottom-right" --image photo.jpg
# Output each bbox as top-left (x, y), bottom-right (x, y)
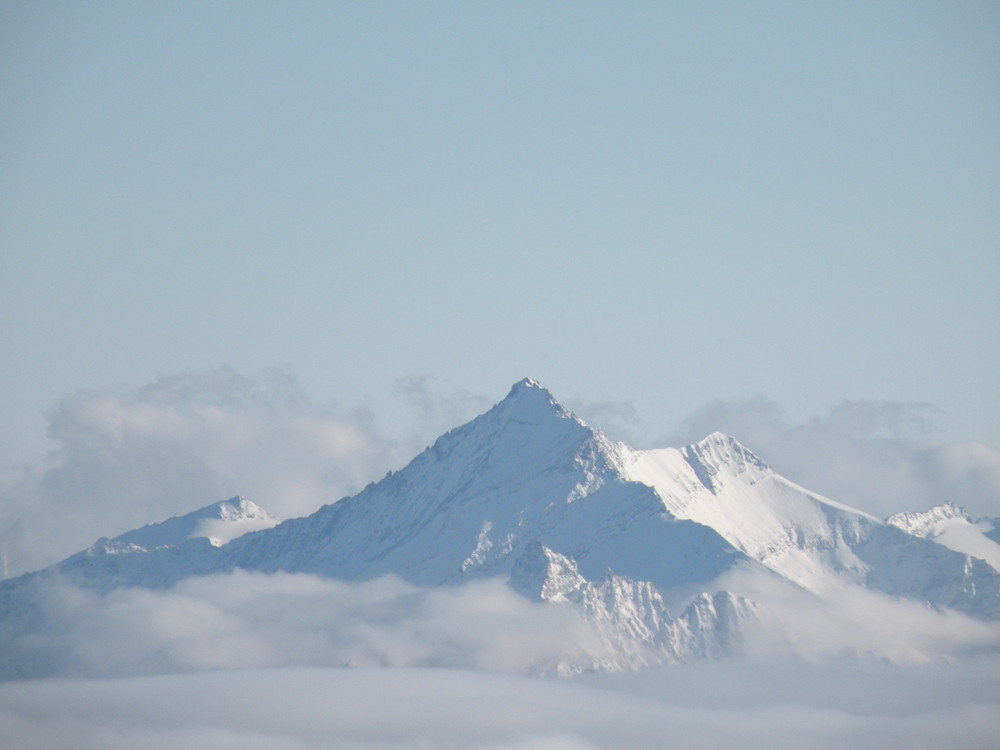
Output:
top-left (888, 503), bottom-right (1000, 572)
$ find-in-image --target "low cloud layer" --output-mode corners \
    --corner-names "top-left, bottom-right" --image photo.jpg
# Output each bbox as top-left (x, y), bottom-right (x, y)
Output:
top-left (675, 399), bottom-right (1000, 519)
top-left (0, 572), bottom-right (605, 680)
top-left (4, 567), bottom-right (998, 683)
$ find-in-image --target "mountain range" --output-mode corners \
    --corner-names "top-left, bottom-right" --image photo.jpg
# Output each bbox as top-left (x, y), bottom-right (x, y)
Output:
top-left (3, 378), bottom-right (1000, 673)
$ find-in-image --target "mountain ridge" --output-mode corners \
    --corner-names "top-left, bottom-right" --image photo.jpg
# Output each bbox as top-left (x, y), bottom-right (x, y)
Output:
top-left (3, 378), bottom-right (999, 672)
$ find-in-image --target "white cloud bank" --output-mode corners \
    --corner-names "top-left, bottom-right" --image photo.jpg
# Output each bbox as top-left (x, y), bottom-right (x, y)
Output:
top-left (4, 568), bottom-right (998, 682)
top-left (0, 572), bottom-right (609, 680)
top-left (0, 368), bottom-right (404, 575)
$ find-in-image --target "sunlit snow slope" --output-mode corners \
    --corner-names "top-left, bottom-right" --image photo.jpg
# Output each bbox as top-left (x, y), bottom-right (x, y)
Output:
top-left (888, 504), bottom-right (1000, 572)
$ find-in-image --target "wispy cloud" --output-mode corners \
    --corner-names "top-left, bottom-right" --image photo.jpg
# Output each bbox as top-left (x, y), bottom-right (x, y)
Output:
top-left (716, 565), bottom-right (1000, 663)
top-left (392, 373), bottom-right (493, 442)
top-left (0, 368), bottom-right (402, 575)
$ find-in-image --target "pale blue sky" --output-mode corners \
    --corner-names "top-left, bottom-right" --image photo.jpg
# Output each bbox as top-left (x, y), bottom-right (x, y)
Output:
top-left (2, 0), bottom-right (998, 465)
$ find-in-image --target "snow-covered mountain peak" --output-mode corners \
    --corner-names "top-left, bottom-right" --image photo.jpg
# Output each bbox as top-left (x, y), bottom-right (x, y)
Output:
top-left (888, 503), bottom-right (969, 536)
top-left (887, 504), bottom-right (1000, 572)
top-left (695, 430), bottom-right (743, 447)
top-left (194, 497), bottom-right (281, 547)
top-left (398, 378), bottom-right (598, 502)
top-left (103, 496), bottom-right (280, 552)
top-left (509, 376), bottom-right (544, 393)
top-left (682, 432), bottom-right (770, 487)
top-left (620, 436), bottom-right (892, 593)
top-left (215, 497), bottom-right (269, 521)
top-left (497, 377), bottom-right (575, 425)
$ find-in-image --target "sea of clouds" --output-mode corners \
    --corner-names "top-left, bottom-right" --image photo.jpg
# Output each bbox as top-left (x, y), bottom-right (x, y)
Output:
top-left (2, 566), bottom-right (999, 749)
top-left (5, 568), bottom-right (998, 682)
